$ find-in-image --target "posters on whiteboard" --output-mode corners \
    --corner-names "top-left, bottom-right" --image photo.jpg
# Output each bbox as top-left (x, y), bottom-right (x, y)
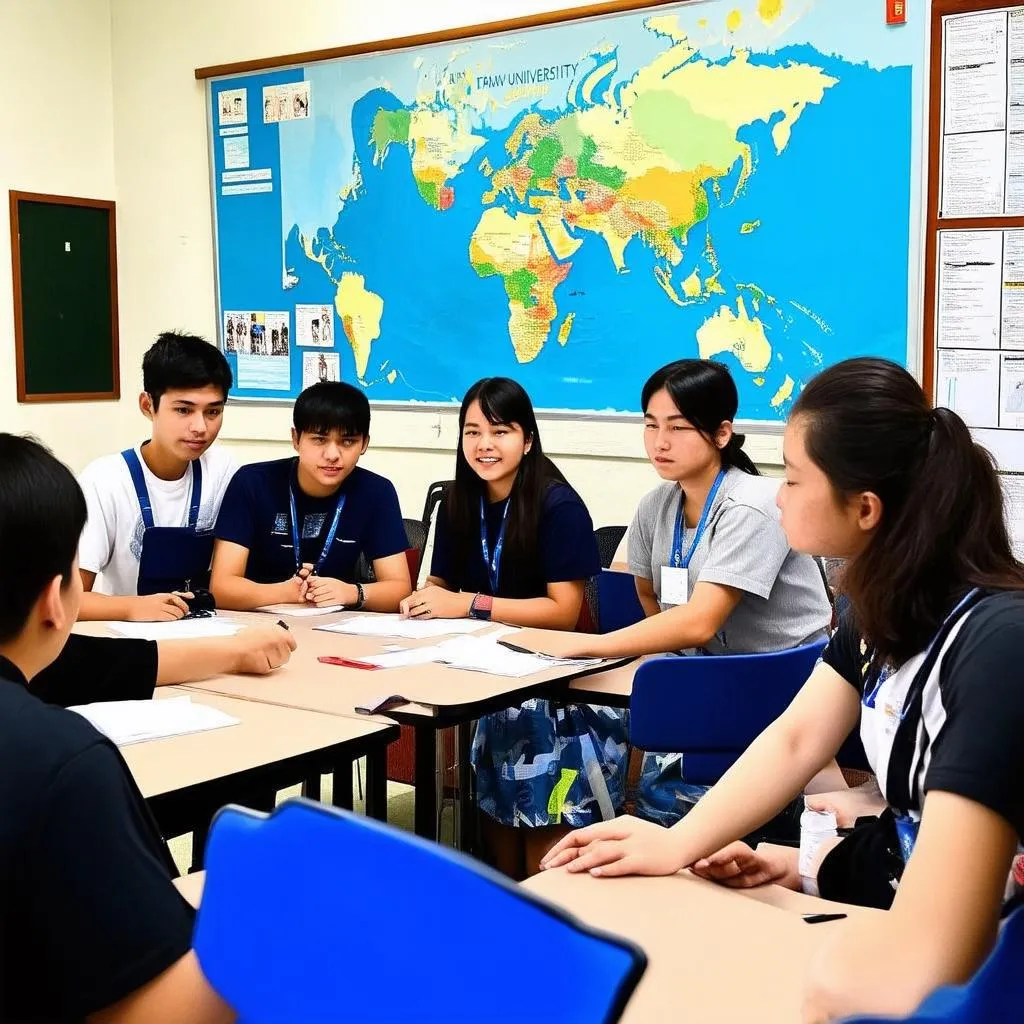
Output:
top-left (217, 88), bottom-right (247, 126)
top-left (223, 311), bottom-right (291, 390)
top-left (936, 231), bottom-right (1002, 349)
top-left (936, 349), bottom-right (1000, 428)
top-left (296, 304), bottom-right (335, 347)
top-left (1000, 353), bottom-right (1024, 428)
top-left (263, 82), bottom-right (310, 124)
top-left (302, 352), bottom-right (341, 390)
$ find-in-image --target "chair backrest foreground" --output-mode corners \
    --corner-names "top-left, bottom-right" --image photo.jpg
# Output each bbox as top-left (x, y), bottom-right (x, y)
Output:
top-left (629, 640), bottom-right (827, 785)
top-left (194, 800), bottom-right (647, 1024)
top-left (838, 906), bottom-right (1024, 1022)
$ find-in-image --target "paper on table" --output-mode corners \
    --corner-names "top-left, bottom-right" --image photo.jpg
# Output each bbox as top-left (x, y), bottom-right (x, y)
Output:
top-left (69, 696), bottom-right (239, 746)
top-left (106, 618), bottom-right (245, 641)
top-left (315, 614), bottom-right (491, 640)
top-left (360, 646), bottom-right (447, 669)
top-left (433, 636), bottom-right (603, 678)
top-left (255, 603), bottom-right (344, 617)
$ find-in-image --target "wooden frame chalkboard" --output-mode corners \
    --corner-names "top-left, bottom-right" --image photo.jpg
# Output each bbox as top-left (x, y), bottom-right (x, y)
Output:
top-left (9, 190), bottom-right (120, 403)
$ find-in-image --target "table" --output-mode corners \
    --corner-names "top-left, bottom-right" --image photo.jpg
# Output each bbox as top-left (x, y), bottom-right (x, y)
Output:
top-left (174, 862), bottom-right (874, 1021)
top-left (125, 688), bottom-right (397, 863)
top-left (78, 613), bottom-right (627, 845)
top-left (523, 867), bottom-right (878, 1023)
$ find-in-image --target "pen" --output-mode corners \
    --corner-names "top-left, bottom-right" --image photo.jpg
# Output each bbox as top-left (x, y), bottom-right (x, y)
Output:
top-left (276, 619), bottom-right (290, 631)
top-left (802, 913), bottom-right (848, 924)
top-left (318, 655), bottom-right (379, 671)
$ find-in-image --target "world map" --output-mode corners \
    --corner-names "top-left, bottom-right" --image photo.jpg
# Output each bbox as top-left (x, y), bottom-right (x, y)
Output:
top-left (236, 0), bottom-right (920, 417)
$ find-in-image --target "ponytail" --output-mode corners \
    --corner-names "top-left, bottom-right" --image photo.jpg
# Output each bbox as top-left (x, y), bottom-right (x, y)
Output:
top-left (721, 431), bottom-right (759, 476)
top-left (793, 358), bottom-right (1024, 664)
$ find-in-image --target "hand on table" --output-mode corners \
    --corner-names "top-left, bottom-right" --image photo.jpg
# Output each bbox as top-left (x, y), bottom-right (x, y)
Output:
top-left (691, 841), bottom-right (797, 889)
top-left (127, 593), bottom-right (190, 621)
top-left (230, 624), bottom-right (298, 674)
top-left (305, 576), bottom-right (357, 608)
top-left (539, 814), bottom-right (684, 877)
top-left (512, 628), bottom-right (605, 659)
top-left (399, 585), bottom-right (472, 620)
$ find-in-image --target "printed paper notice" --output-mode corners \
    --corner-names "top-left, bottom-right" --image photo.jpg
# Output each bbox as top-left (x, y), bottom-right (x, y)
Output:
top-left (943, 11), bottom-right (1008, 134)
top-left (1000, 353), bottom-right (1024, 428)
top-left (941, 132), bottom-right (1007, 217)
top-left (232, 311), bottom-right (291, 391)
top-left (937, 231), bottom-right (1002, 349)
top-left (302, 351), bottom-right (341, 389)
top-left (1000, 472), bottom-right (1024, 561)
top-left (936, 349), bottom-right (1000, 428)
top-left (296, 304), bottom-right (334, 347)
top-left (1002, 230), bottom-right (1024, 349)
top-left (223, 135), bottom-right (249, 170)
top-left (217, 88), bottom-right (247, 126)
top-left (262, 82), bottom-right (310, 123)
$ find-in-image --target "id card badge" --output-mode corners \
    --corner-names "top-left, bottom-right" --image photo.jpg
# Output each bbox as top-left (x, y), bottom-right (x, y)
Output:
top-left (661, 565), bottom-right (689, 606)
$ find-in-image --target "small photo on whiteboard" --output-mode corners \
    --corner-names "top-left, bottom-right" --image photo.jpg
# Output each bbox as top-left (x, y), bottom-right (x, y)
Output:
top-left (1000, 353), bottom-right (1024, 428)
top-left (290, 82), bottom-right (310, 120)
top-left (302, 351), bottom-right (340, 390)
top-left (218, 88), bottom-right (247, 126)
top-left (936, 348), bottom-right (1000, 428)
top-left (296, 303), bottom-right (334, 347)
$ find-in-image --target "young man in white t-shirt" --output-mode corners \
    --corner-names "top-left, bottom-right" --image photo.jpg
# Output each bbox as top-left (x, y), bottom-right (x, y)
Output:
top-left (77, 332), bottom-right (238, 621)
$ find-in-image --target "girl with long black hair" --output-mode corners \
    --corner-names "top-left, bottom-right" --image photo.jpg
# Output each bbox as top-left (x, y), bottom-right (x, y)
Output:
top-left (541, 358), bottom-right (1024, 1022)
top-left (400, 377), bottom-right (628, 878)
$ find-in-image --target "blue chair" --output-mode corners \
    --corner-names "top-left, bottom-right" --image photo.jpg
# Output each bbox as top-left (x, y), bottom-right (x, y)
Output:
top-left (629, 639), bottom-right (827, 784)
top-left (839, 906), bottom-right (1024, 1022)
top-left (194, 800), bottom-right (647, 1024)
top-left (595, 569), bottom-right (646, 634)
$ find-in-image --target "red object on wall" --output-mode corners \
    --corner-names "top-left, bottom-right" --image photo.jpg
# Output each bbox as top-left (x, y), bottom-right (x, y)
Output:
top-left (887, 0), bottom-right (907, 25)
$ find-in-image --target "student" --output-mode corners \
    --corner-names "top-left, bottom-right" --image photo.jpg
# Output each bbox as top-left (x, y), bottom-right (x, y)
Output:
top-left (0, 433), bottom-right (232, 1022)
top-left (399, 377), bottom-right (625, 879)
top-left (211, 381), bottom-right (411, 611)
top-left (78, 332), bottom-right (237, 622)
top-left (541, 358), bottom-right (1024, 1022)
top-left (520, 359), bottom-right (832, 826)
top-left (33, 623), bottom-right (296, 708)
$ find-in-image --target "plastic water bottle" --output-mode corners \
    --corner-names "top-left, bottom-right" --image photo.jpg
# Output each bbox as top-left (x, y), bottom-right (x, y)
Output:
top-left (799, 805), bottom-right (838, 897)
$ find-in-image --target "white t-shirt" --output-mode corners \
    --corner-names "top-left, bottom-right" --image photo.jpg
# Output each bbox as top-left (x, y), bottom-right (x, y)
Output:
top-left (78, 445), bottom-right (237, 595)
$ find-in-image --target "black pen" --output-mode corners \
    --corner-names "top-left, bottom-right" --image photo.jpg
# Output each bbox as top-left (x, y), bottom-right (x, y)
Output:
top-left (276, 619), bottom-right (290, 631)
top-left (802, 913), bottom-right (847, 924)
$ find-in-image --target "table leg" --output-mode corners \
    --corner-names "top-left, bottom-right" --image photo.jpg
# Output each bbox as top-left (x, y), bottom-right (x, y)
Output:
top-left (414, 724), bottom-right (438, 840)
top-left (456, 721), bottom-right (477, 856)
top-left (332, 759), bottom-right (354, 811)
top-left (365, 747), bottom-right (388, 822)
top-left (302, 774), bottom-right (321, 802)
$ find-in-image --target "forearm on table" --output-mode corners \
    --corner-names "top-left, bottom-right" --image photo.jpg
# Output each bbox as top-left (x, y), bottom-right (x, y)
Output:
top-left (211, 576), bottom-right (291, 611)
top-left (360, 579), bottom-right (409, 612)
top-left (588, 604), bottom-right (720, 657)
top-left (77, 590), bottom-right (138, 622)
top-left (155, 637), bottom-right (244, 685)
top-left (490, 595), bottom-right (580, 630)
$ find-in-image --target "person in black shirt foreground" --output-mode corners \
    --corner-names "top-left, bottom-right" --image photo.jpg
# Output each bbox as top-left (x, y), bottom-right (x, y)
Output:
top-left (0, 434), bottom-right (272, 1022)
top-left (541, 359), bottom-right (1024, 1022)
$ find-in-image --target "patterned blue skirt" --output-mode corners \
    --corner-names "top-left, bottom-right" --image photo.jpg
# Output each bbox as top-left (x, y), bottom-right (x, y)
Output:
top-left (472, 700), bottom-right (629, 828)
top-left (635, 752), bottom-right (711, 828)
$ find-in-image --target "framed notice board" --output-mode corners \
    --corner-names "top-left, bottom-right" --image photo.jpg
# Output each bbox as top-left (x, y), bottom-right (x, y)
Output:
top-left (9, 191), bottom-right (120, 402)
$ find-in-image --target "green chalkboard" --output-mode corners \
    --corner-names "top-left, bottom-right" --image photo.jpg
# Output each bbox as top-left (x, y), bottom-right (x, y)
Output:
top-left (11, 192), bottom-right (119, 401)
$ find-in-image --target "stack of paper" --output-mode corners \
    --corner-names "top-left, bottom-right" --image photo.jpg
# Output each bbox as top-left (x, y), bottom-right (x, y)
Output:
top-left (69, 696), bottom-right (240, 746)
top-left (315, 614), bottom-right (493, 641)
top-left (434, 636), bottom-right (603, 678)
top-left (255, 603), bottom-right (344, 617)
top-left (106, 618), bottom-right (244, 641)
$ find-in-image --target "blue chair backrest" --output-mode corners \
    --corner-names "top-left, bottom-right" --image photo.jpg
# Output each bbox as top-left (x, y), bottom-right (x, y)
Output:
top-left (194, 800), bottom-right (647, 1024)
top-left (629, 640), bottom-right (826, 785)
top-left (596, 569), bottom-right (646, 634)
top-left (839, 906), bottom-right (1024, 1022)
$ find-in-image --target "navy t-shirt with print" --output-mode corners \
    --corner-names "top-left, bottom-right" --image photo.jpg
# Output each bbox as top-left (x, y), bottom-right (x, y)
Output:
top-left (430, 482), bottom-right (601, 599)
top-left (215, 459), bottom-right (407, 583)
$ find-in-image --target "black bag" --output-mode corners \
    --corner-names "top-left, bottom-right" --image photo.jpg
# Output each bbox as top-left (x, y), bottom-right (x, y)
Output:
top-left (817, 808), bottom-right (905, 910)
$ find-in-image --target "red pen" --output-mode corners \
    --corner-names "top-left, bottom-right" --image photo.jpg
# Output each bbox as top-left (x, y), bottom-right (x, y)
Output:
top-left (318, 655), bottom-right (379, 671)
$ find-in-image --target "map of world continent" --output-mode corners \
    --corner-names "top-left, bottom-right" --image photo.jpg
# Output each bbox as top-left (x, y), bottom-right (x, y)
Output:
top-left (261, 0), bottom-right (918, 417)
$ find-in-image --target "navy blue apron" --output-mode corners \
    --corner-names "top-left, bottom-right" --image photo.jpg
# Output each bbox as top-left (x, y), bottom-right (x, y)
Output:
top-left (122, 449), bottom-right (214, 595)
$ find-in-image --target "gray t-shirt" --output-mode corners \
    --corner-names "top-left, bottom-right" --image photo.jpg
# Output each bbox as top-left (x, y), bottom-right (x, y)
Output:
top-left (627, 468), bottom-right (831, 654)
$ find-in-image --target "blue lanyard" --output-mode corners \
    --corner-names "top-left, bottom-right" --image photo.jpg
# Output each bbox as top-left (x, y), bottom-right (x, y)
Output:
top-left (672, 470), bottom-right (726, 568)
top-left (289, 485), bottom-right (346, 576)
top-left (480, 496), bottom-right (511, 593)
top-left (862, 587), bottom-right (981, 709)
top-left (121, 448), bottom-right (203, 531)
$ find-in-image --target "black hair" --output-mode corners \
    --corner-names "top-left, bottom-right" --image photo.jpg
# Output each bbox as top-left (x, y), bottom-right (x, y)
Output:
top-left (293, 381), bottom-right (370, 437)
top-left (0, 434), bottom-right (87, 643)
top-left (641, 359), bottom-right (759, 475)
top-left (792, 357), bottom-right (1024, 665)
top-left (446, 377), bottom-right (569, 594)
top-left (142, 331), bottom-right (233, 407)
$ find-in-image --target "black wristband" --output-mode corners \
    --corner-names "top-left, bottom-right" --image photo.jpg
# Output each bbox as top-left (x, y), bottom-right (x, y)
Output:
top-left (353, 581), bottom-right (366, 610)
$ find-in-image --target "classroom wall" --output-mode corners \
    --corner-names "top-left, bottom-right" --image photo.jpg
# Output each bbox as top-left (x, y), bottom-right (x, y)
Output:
top-left (106, 0), bottom-right (763, 526)
top-left (0, 0), bottom-right (126, 458)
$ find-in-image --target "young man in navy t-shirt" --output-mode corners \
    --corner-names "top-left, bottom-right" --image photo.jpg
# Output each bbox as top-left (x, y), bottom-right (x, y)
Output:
top-left (211, 382), bottom-right (412, 611)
